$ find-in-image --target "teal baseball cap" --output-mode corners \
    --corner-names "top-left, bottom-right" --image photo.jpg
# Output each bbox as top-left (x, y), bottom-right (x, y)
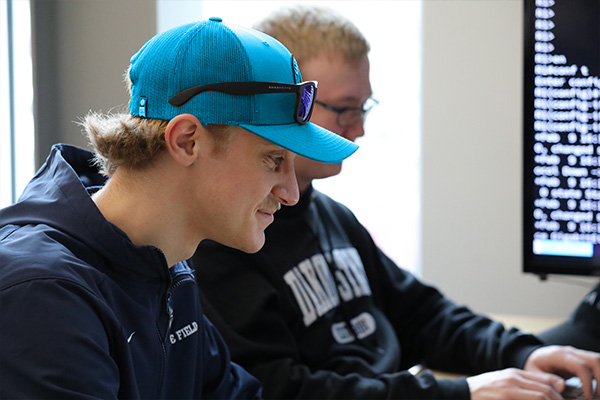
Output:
top-left (128, 17), bottom-right (358, 164)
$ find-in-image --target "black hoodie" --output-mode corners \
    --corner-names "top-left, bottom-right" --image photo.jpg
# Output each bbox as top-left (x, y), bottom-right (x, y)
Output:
top-left (193, 184), bottom-right (543, 399)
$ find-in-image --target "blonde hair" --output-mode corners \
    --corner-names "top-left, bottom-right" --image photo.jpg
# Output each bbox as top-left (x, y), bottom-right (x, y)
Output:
top-left (81, 68), bottom-right (236, 176)
top-left (252, 4), bottom-right (370, 68)
top-left (82, 112), bottom-right (167, 176)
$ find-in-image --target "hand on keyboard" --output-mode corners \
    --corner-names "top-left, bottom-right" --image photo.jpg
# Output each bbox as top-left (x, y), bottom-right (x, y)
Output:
top-left (563, 377), bottom-right (599, 400)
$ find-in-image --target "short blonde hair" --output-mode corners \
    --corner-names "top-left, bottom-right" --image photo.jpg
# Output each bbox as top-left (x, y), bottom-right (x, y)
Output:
top-left (81, 68), bottom-right (236, 176)
top-left (252, 4), bottom-right (369, 68)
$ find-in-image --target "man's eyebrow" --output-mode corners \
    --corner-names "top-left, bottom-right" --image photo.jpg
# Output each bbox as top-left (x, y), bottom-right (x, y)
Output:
top-left (328, 94), bottom-right (373, 104)
top-left (260, 141), bottom-right (287, 151)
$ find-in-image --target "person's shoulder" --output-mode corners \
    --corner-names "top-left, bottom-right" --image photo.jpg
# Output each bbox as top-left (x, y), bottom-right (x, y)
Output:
top-left (312, 189), bottom-right (359, 221)
top-left (313, 189), bottom-right (346, 209)
top-left (0, 224), bottom-right (105, 293)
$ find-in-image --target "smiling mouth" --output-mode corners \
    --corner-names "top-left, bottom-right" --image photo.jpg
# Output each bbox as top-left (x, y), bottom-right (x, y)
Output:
top-left (258, 201), bottom-right (281, 216)
top-left (258, 207), bottom-right (279, 217)
top-left (257, 203), bottom-right (281, 225)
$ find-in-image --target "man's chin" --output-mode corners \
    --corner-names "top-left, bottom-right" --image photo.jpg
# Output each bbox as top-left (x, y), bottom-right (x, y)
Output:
top-left (321, 162), bottom-right (343, 179)
top-left (236, 235), bottom-right (266, 254)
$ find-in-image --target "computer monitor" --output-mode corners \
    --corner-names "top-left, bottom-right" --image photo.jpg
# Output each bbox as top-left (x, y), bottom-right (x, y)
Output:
top-left (523, 0), bottom-right (600, 277)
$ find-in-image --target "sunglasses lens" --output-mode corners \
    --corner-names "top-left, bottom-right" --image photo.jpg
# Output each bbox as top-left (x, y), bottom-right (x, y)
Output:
top-left (296, 84), bottom-right (315, 124)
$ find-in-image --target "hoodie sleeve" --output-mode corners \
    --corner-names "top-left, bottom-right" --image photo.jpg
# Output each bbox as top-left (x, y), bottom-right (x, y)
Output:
top-left (364, 245), bottom-right (543, 374)
top-left (326, 196), bottom-right (545, 375)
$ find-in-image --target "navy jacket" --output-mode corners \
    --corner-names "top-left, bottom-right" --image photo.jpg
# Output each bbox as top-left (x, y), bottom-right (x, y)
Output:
top-left (0, 144), bottom-right (262, 399)
top-left (194, 185), bottom-right (544, 399)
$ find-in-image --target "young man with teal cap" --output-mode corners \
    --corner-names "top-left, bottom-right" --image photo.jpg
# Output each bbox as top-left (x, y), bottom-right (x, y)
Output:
top-left (0, 17), bottom-right (356, 398)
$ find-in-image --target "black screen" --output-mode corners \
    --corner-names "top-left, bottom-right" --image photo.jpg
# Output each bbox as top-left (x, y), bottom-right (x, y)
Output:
top-left (524, 0), bottom-right (600, 277)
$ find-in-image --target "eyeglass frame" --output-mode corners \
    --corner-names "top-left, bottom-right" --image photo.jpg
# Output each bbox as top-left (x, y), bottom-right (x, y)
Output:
top-left (314, 97), bottom-right (378, 128)
top-left (168, 80), bottom-right (318, 125)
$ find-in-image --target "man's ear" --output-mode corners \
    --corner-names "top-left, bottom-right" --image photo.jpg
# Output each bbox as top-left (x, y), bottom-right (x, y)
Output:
top-left (164, 114), bottom-right (203, 166)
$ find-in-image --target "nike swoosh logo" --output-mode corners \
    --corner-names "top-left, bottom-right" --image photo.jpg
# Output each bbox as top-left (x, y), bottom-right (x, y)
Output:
top-left (127, 332), bottom-right (136, 343)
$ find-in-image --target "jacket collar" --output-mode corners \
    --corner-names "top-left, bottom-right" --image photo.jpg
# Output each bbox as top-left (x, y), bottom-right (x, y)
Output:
top-left (2, 144), bottom-right (171, 280)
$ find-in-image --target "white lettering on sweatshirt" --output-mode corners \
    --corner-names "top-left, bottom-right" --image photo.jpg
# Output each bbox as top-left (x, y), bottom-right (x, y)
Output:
top-left (169, 321), bottom-right (199, 344)
top-left (283, 248), bottom-right (371, 327)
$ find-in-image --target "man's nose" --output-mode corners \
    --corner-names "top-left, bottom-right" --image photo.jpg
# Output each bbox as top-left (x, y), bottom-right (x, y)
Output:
top-left (342, 120), bottom-right (366, 143)
top-left (273, 164), bottom-right (300, 206)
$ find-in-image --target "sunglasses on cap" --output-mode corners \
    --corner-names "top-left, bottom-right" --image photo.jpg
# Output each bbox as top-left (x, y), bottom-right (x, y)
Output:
top-left (168, 81), bottom-right (318, 125)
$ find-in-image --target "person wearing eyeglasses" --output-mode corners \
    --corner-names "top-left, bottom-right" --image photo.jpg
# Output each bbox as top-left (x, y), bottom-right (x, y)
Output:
top-left (192, 5), bottom-right (600, 400)
top-left (0, 17), bottom-right (358, 399)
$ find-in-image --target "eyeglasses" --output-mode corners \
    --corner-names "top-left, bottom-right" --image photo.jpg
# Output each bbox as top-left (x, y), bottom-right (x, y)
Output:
top-left (168, 81), bottom-right (318, 125)
top-left (315, 97), bottom-right (378, 128)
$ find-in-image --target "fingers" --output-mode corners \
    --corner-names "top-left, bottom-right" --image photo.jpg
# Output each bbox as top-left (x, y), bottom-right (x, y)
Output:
top-left (557, 347), bottom-right (599, 399)
top-left (525, 345), bottom-right (600, 399)
top-left (556, 346), bottom-right (600, 399)
top-left (517, 369), bottom-right (565, 399)
top-left (467, 368), bottom-right (564, 400)
top-left (590, 350), bottom-right (600, 399)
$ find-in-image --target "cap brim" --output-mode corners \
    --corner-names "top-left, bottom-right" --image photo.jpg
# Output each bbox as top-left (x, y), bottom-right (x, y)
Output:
top-left (538, 322), bottom-right (600, 352)
top-left (239, 122), bottom-right (358, 164)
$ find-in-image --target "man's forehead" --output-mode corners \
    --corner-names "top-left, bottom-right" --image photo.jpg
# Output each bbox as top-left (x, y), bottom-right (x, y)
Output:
top-left (303, 55), bottom-right (372, 103)
top-left (240, 128), bottom-right (294, 154)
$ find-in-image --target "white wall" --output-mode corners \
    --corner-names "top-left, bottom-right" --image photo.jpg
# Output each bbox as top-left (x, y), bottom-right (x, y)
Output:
top-left (420, 0), bottom-right (598, 319)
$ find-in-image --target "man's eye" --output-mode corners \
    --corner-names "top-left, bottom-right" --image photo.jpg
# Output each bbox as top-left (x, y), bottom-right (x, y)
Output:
top-left (266, 155), bottom-right (284, 170)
